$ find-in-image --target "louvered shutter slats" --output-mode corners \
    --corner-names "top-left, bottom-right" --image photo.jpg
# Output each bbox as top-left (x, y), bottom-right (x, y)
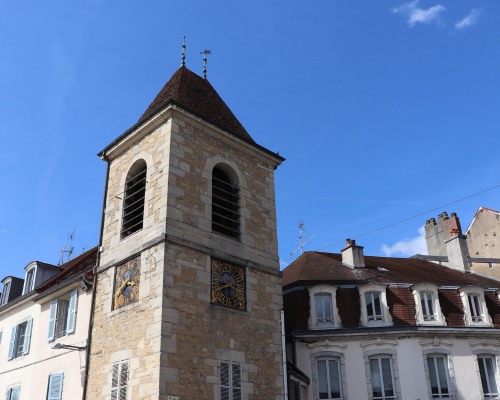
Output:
top-left (48, 300), bottom-right (58, 341)
top-left (23, 318), bottom-right (32, 355)
top-left (47, 373), bottom-right (64, 400)
top-left (111, 360), bottom-right (128, 400)
top-left (7, 326), bottom-right (17, 360)
top-left (66, 290), bottom-right (78, 334)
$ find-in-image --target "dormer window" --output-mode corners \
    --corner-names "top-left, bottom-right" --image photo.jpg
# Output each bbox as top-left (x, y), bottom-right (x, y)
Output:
top-left (309, 286), bottom-right (341, 329)
top-left (412, 284), bottom-right (446, 326)
top-left (22, 266), bottom-right (36, 295)
top-left (359, 284), bottom-right (392, 327)
top-left (459, 287), bottom-right (492, 327)
top-left (365, 292), bottom-right (383, 321)
top-left (0, 279), bottom-right (11, 306)
top-left (315, 293), bottom-right (334, 325)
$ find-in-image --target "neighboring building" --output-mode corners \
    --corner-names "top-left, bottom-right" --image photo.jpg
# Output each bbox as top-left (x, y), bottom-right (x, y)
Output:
top-left (283, 240), bottom-right (500, 400)
top-left (424, 209), bottom-right (500, 279)
top-left (85, 65), bottom-right (285, 399)
top-left (0, 248), bottom-right (96, 400)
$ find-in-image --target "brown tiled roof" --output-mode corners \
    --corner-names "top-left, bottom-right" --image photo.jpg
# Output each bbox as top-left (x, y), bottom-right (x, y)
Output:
top-left (138, 66), bottom-right (254, 143)
top-left (283, 251), bottom-right (500, 289)
top-left (283, 251), bottom-right (500, 331)
top-left (35, 247), bottom-right (97, 293)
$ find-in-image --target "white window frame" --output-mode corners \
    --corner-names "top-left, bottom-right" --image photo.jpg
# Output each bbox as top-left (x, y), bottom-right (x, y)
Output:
top-left (411, 284), bottom-right (446, 326)
top-left (22, 264), bottom-right (37, 295)
top-left (459, 287), bottom-right (492, 327)
top-left (47, 290), bottom-right (78, 341)
top-left (308, 286), bottom-right (341, 329)
top-left (1, 279), bottom-right (12, 306)
top-left (421, 349), bottom-right (456, 400)
top-left (8, 318), bottom-right (33, 360)
top-left (359, 284), bottom-right (392, 327)
top-left (219, 361), bottom-right (242, 400)
top-left (474, 352), bottom-right (500, 399)
top-left (111, 359), bottom-right (129, 400)
top-left (316, 357), bottom-right (344, 400)
top-left (425, 354), bottom-right (452, 399)
top-left (368, 355), bottom-right (397, 400)
top-left (6, 386), bottom-right (20, 400)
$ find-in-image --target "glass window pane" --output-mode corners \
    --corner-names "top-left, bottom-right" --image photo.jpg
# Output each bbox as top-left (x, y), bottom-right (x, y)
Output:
top-left (381, 358), bottom-right (394, 396)
top-left (370, 359), bottom-right (383, 397)
top-left (427, 357), bottom-right (439, 394)
top-left (436, 357), bottom-right (449, 394)
top-left (315, 295), bottom-right (323, 319)
top-left (328, 359), bottom-right (341, 398)
top-left (366, 293), bottom-right (374, 318)
top-left (373, 293), bottom-right (382, 318)
top-left (323, 295), bottom-right (333, 319)
top-left (317, 360), bottom-right (329, 399)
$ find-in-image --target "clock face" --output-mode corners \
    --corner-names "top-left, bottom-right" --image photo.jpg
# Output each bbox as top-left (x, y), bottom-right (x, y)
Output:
top-left (211, 259), bottom-right (246, 310)
top-left (113, 256), bottom-right (141, 310)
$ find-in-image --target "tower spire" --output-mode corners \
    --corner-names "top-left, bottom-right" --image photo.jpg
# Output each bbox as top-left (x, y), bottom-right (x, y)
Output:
top-left (200, 49), bottom-right (212, 79)
top-left (181, 36), bottom-right (186, 67)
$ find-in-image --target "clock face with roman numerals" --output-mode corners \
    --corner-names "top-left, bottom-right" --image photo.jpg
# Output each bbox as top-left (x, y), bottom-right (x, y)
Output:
top-left (211, 259), bottom-right (246, 311)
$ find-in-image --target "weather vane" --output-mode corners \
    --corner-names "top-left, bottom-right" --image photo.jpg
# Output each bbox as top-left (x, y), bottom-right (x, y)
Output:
top-left (181, 36), bottom-right (186, 67)
top-left (200, 49), bottom-right (212, 79)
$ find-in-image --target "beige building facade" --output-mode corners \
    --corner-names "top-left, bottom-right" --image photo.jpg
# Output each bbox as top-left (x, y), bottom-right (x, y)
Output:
top-left (85, 66), bottom-right (285, 399)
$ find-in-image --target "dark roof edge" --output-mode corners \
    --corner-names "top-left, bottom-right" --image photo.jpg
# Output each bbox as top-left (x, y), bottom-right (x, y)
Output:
top-left (97, 100), bottom-right (285, 163)
top-left (33, 265), bottom-right (93, 301)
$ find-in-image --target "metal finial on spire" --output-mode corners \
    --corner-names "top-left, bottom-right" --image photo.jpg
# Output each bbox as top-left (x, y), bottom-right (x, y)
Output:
top-left (200, 49), bottom-right (212, 79)
top-left (181, 36), bottom-right (186, 67)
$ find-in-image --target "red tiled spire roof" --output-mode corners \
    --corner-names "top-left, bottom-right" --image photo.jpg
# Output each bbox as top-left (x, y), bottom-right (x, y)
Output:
top-left (138, 66), bottom-right (254, 143)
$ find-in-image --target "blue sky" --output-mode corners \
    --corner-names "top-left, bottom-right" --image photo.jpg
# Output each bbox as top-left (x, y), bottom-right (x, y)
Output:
top-left (1, 0), bottom-right (499, 277)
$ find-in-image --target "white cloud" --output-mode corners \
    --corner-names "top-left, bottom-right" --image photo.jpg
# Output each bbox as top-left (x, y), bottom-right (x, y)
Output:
top-left (381, 226), bottom-right (427, 257)
top-left (455, 8), bottom-right (481, 30)
top-left (393, 0), bottom-right (446, 27)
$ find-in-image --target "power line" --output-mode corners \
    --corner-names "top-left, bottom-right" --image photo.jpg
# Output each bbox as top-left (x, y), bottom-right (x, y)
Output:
top-left (314, 183), bottom-right (500, 252)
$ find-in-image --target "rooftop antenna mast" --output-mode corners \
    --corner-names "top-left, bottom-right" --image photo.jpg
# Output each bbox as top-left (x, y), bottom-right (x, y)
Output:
top-left (58, 230), bottom-right (75, 265)
top-left (181, 36), bottom-right (186, 67)
top-left (290, 222), bottom-right (317, 256)
top-left (200, 49), bottom-right (212, 79)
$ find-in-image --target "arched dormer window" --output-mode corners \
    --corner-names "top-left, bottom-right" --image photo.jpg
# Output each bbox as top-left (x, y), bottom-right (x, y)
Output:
top-left (212, 165), bottom-right (240, 238)
top-left (121, 160), bottom-right (147, 239)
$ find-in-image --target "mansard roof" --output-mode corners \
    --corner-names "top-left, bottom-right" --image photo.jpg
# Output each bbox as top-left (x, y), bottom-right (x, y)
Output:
top-left (283, 251), bottom-right (500, 289)
top-left (137, 66), bottom-right (254, 143)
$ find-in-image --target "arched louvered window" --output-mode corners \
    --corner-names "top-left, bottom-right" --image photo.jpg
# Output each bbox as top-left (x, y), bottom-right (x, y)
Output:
top-left (121, 160), bottom-right (147, 239)
top-left (212, 165), bottom-right (240, 238)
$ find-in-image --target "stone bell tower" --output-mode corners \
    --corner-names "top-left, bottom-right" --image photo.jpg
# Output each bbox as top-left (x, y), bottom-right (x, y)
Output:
top-left (85, 63), bottom-right (285, 399)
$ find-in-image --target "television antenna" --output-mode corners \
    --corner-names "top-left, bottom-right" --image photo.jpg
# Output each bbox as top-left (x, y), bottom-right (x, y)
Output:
top-left (290, 222), bottom-right (317, 256)
top-left (58, 230), bottom-right (76, 265)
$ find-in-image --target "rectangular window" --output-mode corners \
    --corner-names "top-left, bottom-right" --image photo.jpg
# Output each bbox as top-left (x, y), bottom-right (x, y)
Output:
top-left (290, 379), bottom-right (308, 400)
top-left (366, 292), bottom-right (383, 321)
top-left (48, 290), bottom-right (78, 341)
top-left (370, 357), bottom-right (396, 400)
top-left (420, 292), bottom-right (436, 321)
top-left (478, 355), bottom-right (499, 398)
top-left (111, 360), bottom-right (129, 400)
top-left (6, 387), bottom-right (20, 400)
top-left (427, 355), bottom-right (450, 398)
top-left (8, 319), bottom-right (32, 360)
top-left (317, 358), bottom-right (342, 399)
top-left (468, 294), bottom-right (484, 322)
top-left (315, 293), bottom-right (334, 325)
top-left (220, 361), bottom-right (241, 400)
top-left (1, 281), bottom-right (11, 306)
top-left (47, 373), bottom-right (64, 400)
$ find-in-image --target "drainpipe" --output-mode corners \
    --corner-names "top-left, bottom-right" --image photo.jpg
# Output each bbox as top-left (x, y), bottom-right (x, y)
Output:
top-left (281, 309), bottom-right (288, 400)
top-left (82, 153), bottom-right (110, 400)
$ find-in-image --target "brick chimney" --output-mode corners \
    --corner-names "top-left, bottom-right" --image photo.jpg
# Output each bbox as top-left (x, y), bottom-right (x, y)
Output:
top-left (342, 239), bottom-right (365, 269)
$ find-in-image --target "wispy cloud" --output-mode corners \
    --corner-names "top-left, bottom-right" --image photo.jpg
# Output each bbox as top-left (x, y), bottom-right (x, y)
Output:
top-left (0, 229), bottom-right (7, 234)
top-left (393, 0), bottom-right (446, 27)
top-left (381, 226), bottom-right (427, 257)
top-left (455, 8), bottom-right (481, 30)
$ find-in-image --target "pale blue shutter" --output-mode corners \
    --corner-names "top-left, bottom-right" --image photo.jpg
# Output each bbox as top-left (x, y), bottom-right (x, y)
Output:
top-left (7, 326), bottom-right (17, 360)
top-left (23, 318), bottom-right (32, 355)
top-left (66, 290), bottom-right (78, 334)
top-left (47, 373), bottom-right (64, 400)
top-left (10, 387), bottom-right (20, 400)
top-left (48, 300), bottom-right (58, 341)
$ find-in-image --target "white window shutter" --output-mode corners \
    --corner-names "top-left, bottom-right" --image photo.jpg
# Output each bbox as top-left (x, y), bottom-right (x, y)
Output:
top-left (47, 373), bottom-right (64, 400)
top-left (66, 290), bottom-right (78, 334)
top-left (8, 387), bottom-right (20, 400)
top-left (220, 362), bottom-right (230, 400)
top-left (48, 300), bottom-right (58, 341)
top-left (232, 363), bottom-right (241, 400)
top-left (23, 318), bottom-right (33, 355)
top-left (111, 362), bottom-right (120, 400)
top-left (7, 326), bottom-right (17, 360)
